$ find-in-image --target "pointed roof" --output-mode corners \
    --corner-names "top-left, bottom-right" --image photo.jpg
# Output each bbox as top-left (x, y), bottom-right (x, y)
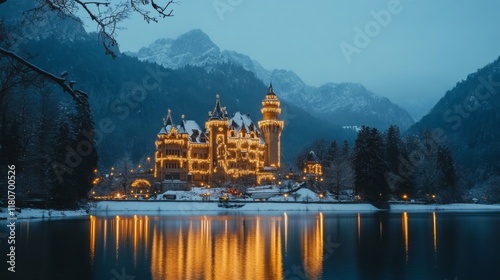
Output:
top-left (307, 151), bottom-right (319, 162)
top-left (208, 94), bottom-right (228, 120)
top-left (267, 83), bottom-right (276, 96)
top-left (164, 109), bottom-right (174, 126)
top-left (228, 112), bottom-right (261, 137)
top-left (159, 109), bottom-right (175, 134)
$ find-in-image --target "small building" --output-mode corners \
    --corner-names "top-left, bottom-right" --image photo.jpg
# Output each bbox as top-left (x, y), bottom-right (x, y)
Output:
top-left (303, 151), bottom-right (323, 181)
top-left (159, 179), bottom-right (191, 192)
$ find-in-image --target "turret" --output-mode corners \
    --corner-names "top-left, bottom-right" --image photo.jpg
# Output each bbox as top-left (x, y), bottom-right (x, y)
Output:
top-left (258, 84), bottom-right (284, 168)
top-left (205, 94), bottom-right (229, 177)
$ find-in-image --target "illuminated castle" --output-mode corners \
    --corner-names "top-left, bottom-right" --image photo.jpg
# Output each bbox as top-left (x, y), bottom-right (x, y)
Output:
top-left (154, 84), bottom-right (284, 187)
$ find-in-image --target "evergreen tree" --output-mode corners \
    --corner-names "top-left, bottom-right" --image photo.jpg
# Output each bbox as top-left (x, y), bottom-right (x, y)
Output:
top-left (354, 126), bottom-right (390, 206)
top-left (49, 123), bottom-right (79, 209)
top-left (71, 96), bottom-right (98, 200)
top-left (326, 140), bottom-right (338, 168)
top-left (385, 125), bottom-right (401, 175)
top-left (437, 145), bottom-right (458, 202)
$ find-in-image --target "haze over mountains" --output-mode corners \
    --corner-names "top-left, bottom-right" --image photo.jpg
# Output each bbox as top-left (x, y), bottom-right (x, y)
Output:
top-left (127, 29), bottom-right (415, 131)
top-left (0, 2), bottom-right (357, 168)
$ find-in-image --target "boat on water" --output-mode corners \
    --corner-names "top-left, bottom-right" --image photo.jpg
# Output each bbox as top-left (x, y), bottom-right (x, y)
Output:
top-left (217, 202), bottom-right (245, 209)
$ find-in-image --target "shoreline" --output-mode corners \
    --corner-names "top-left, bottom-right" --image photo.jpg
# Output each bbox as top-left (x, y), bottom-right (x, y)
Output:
top-left (2, 202), bottom-right (500, 219)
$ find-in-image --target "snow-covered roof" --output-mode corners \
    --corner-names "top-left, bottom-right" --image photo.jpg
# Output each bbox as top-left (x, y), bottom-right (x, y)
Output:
top-left (229, 112), bottom-right (260, 136)
top-left (158, 109), bottom-right (206, 143)
top-left (179, 120), bottom-right (206, 143)
top-left (159, 124), bottom-right (174, 134)
top-left (307, 151), bottom-right (319, 162)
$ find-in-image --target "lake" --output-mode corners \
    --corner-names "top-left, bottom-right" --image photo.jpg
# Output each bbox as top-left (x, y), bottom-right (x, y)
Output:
top-left (1, 211), bottom-right (500, 279)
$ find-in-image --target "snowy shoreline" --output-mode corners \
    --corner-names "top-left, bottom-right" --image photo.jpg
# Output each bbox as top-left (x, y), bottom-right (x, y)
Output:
top-left (0, 208), bottom-right (88, 220)
top-left (2, 202), bottom-right (500, 219)
top-left (90, 201), bottom-right (500, 213)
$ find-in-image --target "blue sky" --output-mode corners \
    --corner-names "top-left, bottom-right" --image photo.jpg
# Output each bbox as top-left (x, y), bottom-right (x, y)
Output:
top-left (81, 0), bottom-right (500, 119)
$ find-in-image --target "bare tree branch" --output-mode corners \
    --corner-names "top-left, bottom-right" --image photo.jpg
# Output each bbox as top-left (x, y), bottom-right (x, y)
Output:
top-left (0, 47), bottom-right (88, 106)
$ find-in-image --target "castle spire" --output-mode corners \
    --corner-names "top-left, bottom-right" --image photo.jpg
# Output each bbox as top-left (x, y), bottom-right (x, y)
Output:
top-left (208, 94), bottom-right (228, 120)
top-left (268, 83), bottom-right (275, 96)
top-left (163, 109), bottom-right (174, 127)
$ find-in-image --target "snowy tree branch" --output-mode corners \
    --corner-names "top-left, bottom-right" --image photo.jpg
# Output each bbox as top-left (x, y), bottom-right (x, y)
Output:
top-left (0, 47), bottom-right (88, 106)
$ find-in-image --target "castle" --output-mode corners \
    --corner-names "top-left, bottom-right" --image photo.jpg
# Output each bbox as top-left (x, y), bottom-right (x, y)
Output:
top-left (154, 84), bottom-right (284, 188)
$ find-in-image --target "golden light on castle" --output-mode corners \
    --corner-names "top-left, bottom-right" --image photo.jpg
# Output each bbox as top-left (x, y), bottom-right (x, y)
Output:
top-left (154, 84), bottom-right (284, 189)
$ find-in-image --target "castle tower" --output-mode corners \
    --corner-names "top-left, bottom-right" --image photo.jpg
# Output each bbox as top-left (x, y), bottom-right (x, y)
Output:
top-left (258, 84), bottom-right (284, 168)
top-left (205, 94), bottom-right (229, 177)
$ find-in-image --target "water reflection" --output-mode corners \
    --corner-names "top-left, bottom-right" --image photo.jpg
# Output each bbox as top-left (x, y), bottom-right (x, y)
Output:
top-left (433, 212), bottom-right (437, 253)
top-left (75, 211), bottom-right (500, 280)
top-left (402, 212), bottom-right (409, 262)
top-left (4, 211), bottom-right (500, 279)
top-left (86, 213), bottom-right (331, 280)
top-left (301, 212), bottom-right (324, 279)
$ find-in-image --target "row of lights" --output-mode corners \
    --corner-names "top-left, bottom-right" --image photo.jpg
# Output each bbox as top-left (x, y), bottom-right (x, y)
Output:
top-left (93, 157), bottom-right (152, 175)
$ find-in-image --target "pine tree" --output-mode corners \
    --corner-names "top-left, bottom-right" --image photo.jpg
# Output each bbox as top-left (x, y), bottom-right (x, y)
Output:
top-left (49, 123), bottom-right (79, 209)
top-left (437, 145), bottom-right (458, 202)
top-left (385, 125), bottom-right (401, 175)
top-left (326, 140), bottom-right (338, 168)
top-left (354, 126), bottom-right (389, 206)
top-left (71, 96), bottom-right (98, 200)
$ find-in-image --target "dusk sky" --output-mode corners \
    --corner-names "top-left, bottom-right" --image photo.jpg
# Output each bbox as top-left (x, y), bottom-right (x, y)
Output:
top-left (82, 0), bottom-right (500, 119)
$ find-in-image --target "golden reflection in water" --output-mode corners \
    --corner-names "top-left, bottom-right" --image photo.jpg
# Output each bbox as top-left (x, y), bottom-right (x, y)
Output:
top-left (433, 212), bottom-right (437, 253)
top-left (402, 212), bottom-right (409, 262)
top-left (379, 220), bottom-right (383, 240)
top-left (103, 219), bottom-right (107, 250)
top-left (301, 212), bottom-right (324, 280)
top-left (357, 212), bottom-right (361, 243)
top-left (115, 215), bottom-right (120, 260)
top-left (149, 216), bottom-right (283, 280)
top-left (284, 212), bottom-right (288, 253)
top-left (90, 215), bottom-right (96, 265)
top-left (87, 215), bottom-right (151, 266)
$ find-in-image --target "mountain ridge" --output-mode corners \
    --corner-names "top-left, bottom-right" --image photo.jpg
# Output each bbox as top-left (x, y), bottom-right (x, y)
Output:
top-left (127, 29), bottom-right (415, 131)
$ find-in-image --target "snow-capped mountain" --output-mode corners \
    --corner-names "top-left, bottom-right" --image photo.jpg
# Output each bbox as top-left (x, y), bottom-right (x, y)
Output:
top-left (127, 29), bottom-right (415, 131)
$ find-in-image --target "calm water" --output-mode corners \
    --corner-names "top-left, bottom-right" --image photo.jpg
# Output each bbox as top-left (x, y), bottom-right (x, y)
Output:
top-left (1, 211), bottom-right (500, 280)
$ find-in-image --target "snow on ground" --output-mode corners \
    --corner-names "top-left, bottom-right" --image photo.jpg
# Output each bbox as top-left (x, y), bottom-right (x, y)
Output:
top-left (90, 201), bottom-right (500, 213)
top-left (90, 201), bottom-right (379, 212)
top-left (0, 208), bottom-right (88, 219)
top-left (390, 203), bottom-right (500, 212)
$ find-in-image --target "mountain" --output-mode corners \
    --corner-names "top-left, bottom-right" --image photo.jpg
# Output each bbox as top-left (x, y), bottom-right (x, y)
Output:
top-left (127, 29), bottom-right (415, 131)
top-left (0, 1), bottom-right (89, 43)
top-left (1, 8), bottom-right (354, 169)
top-left (408, 56), bottom-right (500, 175)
